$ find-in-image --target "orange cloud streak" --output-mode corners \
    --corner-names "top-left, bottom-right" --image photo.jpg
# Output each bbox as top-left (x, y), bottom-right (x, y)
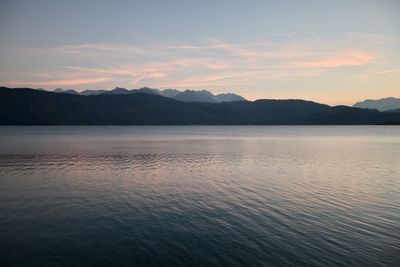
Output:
top-left (5, 77), bottom-right (112, 86)
top-left (288, 51), bottom-right (373, 68)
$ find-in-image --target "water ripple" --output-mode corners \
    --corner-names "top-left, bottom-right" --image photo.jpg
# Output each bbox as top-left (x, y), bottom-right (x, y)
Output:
top-left (1, 126), bottom-right (400, 266)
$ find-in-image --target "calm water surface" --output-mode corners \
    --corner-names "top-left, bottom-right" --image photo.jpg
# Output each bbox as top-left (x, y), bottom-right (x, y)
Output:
top-left (0, 126), bottom-right (399, 267)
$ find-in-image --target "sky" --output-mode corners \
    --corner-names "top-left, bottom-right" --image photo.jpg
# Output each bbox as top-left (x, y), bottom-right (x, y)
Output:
top-left (0, 0), bottom-right (399, 105)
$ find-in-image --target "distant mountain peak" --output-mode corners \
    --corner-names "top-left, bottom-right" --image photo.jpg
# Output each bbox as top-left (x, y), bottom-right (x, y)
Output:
top-left (215, 93), bottom-right (246, 102)
top-left (160, 89), bottom-right (181, 98)
top-left (2, 87), bottom-right (400, 125)
top-left (49, 86), bottom-right (246, 103)
top-left (174, 89), bottom-right (219, 103)
top-left (139, 86), bottom-right (155, 90)
top-left (353, 97), bottom-right (400, 111)
top-left (106, 87), bottom-right (129, 94)
top-left (54, 88), bottom-right (78, 95)
top-left (80, 89), bottom-right (107, 95)
top-left (131, 87), bottom-right (160, 95)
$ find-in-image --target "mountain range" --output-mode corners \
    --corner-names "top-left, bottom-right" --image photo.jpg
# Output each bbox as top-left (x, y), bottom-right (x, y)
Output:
top-left (1, 87), bottom-right (400, 125)
top-left (353, 97), bottom-right (400, 112)
top-left (53, 87), bottom-right (247, 103)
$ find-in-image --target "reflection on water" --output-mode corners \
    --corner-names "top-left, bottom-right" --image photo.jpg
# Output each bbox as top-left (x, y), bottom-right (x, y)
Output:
top-left (0, 126), bottom-right (399, 266)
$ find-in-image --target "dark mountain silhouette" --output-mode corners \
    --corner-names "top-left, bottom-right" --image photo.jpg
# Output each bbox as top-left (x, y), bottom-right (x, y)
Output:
top-left (1, 87), bottom-right (399, 125)
top-left (89, 87), bottom-right (161, 96)
top-left (131, 87), bottom-right (161, 95)
top-left (103, 87), bottom-right (130, 94)
top-left (160, 89), bottom-right (181, 98)
top-left (174, 89), bottom-right (219, 103)
top-left (353, 97), bottom-right (400, 111)
top-left (54, 88), bottom-right (79, 95)
top-left (171, 90), bottom-right (246, 103)
top-left (170, 89), bottom-right (246, 103)
top-left (80, 89), bottom-right (107, 95)
top-left (51, 87), bottom-right (246, 103)
top-left (215, 93), bottom-right (247, 102)
top-left (384, 108), bottom-right (400, 113)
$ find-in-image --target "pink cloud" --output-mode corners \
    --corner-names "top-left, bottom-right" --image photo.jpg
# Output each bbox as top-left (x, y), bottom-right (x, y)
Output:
top-left (5, 33), bottom-right (392, 92)
top-left (64, 66), bottom-right (167, 84)
top-left (145, 72), bottom-right (166, 78)
top-left (55, 44), bottom-right (150, 56)
top-left (33, 73), bottom-right (51, 78)
top-left (288, 51), bottom-right (374, 69)
top-left (5, 77), bottom-right (112, 87)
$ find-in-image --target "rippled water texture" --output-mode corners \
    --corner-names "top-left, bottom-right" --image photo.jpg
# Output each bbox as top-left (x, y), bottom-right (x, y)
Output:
top-left (0, 126), bottom-right (399, 267)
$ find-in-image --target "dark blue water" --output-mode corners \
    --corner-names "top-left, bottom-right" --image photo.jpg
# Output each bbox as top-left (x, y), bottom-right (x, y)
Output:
top-left (0, 126), bottom-right (399, 266)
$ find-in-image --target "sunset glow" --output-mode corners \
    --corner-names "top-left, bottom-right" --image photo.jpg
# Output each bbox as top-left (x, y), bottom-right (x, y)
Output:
top-left (0, 1), bottom-right (399, 105)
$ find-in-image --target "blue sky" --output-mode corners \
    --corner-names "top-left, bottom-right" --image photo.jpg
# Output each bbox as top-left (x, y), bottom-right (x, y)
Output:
top-left (0, 0), bottom-right (399, 104)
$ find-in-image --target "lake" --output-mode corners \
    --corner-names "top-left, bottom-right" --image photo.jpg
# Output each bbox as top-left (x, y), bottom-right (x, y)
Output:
top-left (0, 126), bottom-right (399, 266)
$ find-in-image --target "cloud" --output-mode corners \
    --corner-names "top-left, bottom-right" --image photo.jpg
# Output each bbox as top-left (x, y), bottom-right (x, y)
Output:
top-left (343, 32), bottom-right (398, 46)
top-left (288, 51), bottom-right (374, 69)
top-left (356, 68), bottom-right (400, 79)
top-left (33, 73), bottom-right (51, 78)
top-left (54, 44), bottom-right (150, 56)
top-left (2, 32), bottom-right (395, 90)
top-left (64, 66), bottom-right (167, 85)
top-left (4, 77), bottom-right (112, 87)
top-left (373, 69), bottom-right (400, 75)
